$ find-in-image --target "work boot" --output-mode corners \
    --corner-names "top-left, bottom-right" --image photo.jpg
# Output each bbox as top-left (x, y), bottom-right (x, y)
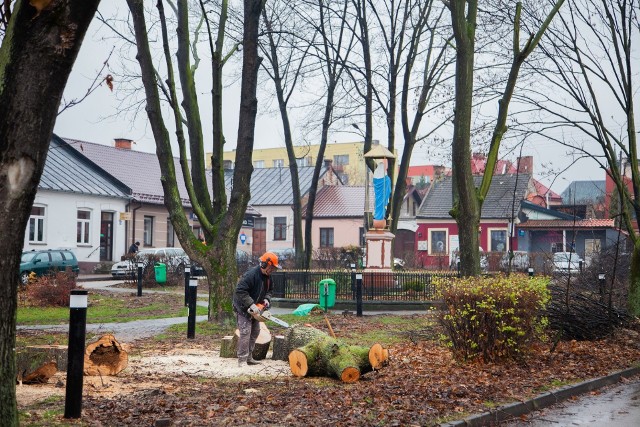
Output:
top-left (247, 357), bottom-right (262, 365)
top-left (238, 358), bottom-right (247, 367)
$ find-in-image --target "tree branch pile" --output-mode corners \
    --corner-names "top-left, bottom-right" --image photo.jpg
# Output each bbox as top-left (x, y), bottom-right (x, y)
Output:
top-left (545, 284), bottom-right (634, 341)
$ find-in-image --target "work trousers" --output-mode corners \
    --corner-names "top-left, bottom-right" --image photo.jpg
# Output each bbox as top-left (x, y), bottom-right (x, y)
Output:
top-left (236, 313), bottom-right (261, 361)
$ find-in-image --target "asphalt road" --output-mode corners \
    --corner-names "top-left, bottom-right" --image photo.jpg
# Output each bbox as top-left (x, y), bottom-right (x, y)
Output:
top-left (502, 378), bottom-right (640, 426)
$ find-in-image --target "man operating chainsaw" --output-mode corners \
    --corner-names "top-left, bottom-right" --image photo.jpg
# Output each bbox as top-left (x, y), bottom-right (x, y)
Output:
top-left (232, 251), bottom-right (281, 366)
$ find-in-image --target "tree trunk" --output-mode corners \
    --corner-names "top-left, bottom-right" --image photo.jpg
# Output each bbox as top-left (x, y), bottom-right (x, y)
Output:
top-left (219, 324), bottom-right (272, 360)
top-left (83, 334), bottom-right (129, 376)
top-left (0, 1), bottom-right (100, 424)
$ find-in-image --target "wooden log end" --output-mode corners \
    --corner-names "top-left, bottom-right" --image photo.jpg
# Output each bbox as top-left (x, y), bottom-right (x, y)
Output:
top-left (368, 343), bottom-right (384, 370)
top-left (340, 367), bottom-right (360, 383)
top-left (288, 349), bottom-right (308, 377)
top-left (22, 361), bottom-right (57, 384)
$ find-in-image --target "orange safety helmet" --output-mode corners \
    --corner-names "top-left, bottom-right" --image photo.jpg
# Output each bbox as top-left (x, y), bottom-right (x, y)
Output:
top-left (259, 252), bottom-right (282, 269)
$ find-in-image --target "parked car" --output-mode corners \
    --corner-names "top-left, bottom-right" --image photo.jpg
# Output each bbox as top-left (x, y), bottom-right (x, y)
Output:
top-left (500, 251), bottom-right (530, 271)
top-left (111, 247), bottom-right (198, 278)
top-left (553, 251), bottom-right (583, 274)
top-left (20, 249), bottom-right (80, 284)
top-left (450, 248), bottom-right (488, 271)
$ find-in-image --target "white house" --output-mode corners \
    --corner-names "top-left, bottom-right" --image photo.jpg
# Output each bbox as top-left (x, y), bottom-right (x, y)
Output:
top-left (24, 135), bottom-right (132, 272)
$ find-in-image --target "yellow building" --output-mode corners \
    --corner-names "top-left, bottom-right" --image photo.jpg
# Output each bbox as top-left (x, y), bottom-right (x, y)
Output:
top-left (218, 141), bottom-right (379, 185)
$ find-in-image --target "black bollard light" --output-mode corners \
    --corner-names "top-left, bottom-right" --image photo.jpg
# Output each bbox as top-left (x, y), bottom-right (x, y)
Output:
top-left (598, 273), bottom-right (606, 297)
top-left (184, 265), bottom-right (190, 307)
top-left (356, 273), bottom-right (363, 317)
top-left (528, 267), bottom-right (534, 278)
top-left (187, 278), bottom-right (198, 339)
top-left (137, 261), bottom-right (144, 297)
top-left (64, 289), bottom-right (88, 419)
top-left (350, 263), bottom-right (356, 300)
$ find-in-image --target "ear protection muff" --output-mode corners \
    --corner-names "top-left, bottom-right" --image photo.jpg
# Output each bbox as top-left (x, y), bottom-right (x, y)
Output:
top-left (260, 258), bottom-right (270, 269)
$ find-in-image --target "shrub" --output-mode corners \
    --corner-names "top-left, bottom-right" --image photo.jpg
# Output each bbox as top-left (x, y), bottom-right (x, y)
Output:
top-left (433, 273), bottom-right (550, 362)
top-left (24, 269), bottom-right (78, 307)
top-left (403, 280), bottom-right (425, 292)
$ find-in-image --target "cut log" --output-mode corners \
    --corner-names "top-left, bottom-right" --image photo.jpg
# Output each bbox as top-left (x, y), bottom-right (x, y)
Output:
top-left (287, 327), bottom-right (389, 382)
top-left (221, 323), bottom-right (272, 360)
top-left (272, 335), bottom-right (288, 361)
top-left (219, 336), bottom-right (235, 358)
top-left (84, 334), bottom-right (128, 376)
top-left (21, 362), bottom-right (57, 384)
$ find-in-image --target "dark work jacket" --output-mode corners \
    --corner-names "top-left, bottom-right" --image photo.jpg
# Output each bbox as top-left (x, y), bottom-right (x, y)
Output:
top-left (232, 265), bottom-right (272, 319)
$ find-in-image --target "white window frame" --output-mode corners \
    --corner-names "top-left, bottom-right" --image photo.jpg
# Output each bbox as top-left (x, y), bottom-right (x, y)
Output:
top-left (143, 216), bottom-right (154, 246)
top-left (28, 205), bottom-right (47, 243)
top-left (253, 160), bottom-right (265, 169)
top-left (76, 209), bottom-right (91, 245)
top-left (487, 228), bottom-right (509, 252)
top-left (428, 228), bottom-right (448, 255)
top-left (273, 159), bottom-right (284, 168)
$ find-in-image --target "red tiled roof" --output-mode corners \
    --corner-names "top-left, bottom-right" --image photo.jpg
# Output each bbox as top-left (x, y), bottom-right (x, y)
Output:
top-left (408, 165), bottom-right (436, 177)
top-left (518, 219), bottom-right (615, 228)
top-left (532, 179), bottom-right (562, 200)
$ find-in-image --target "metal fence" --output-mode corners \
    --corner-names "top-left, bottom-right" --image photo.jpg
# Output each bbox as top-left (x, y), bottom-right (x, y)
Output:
top-left (270, 270), bottom-right (459, 302)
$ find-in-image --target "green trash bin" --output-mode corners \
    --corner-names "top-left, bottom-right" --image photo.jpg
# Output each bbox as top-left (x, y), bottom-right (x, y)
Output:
top-left (154, 262), bottom-right (167, 284)
top-left (318, 279), bottom-right (336, 309)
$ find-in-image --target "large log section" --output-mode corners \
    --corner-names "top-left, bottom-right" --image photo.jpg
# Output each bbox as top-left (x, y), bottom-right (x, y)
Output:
top-left (287, 325), bottom-right (389, 383)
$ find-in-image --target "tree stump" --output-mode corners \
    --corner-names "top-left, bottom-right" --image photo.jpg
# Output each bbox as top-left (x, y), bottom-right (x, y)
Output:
top-left (84, 334), bottom-right (128, 376)
top-left (219, 323), bottom-right (272, 360)
top-left (16, 345), bottom-right (68, 376)
top-left (219, 336), bottom-right (235, 358)
top-left (272, 335), bottom-right (288, 361)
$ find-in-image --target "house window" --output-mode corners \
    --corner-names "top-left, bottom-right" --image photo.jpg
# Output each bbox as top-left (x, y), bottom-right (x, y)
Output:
top-left (551, 242), bottom-right (565, 253)
top-left (143, 216), bottom-right (154, 246)
top-left (274, 217), bottom-right (287, 241)
top-left (193, 225), bottom-right (203, 242)
top-left (489, 229), bottom-right (508, 252)
top-left (320, 228), bottom-right (334, 248)
top-left (167, 217), bottom-right (175, 247)
top-left (223, 160), bottom-right (233, 169)
top-left (76, 210), bottom-right (91, 244)
top-left (296, 157), bottom-right (311, 167)
top-left (29, 206), bottom-right (46, 243)
top-left (253, 160), bottom-right (265, 168)
top-left (359, 227), bottom-right (365, 247)
top-left (334, 154), bottom-right (349, 166)
top-left (585, 238), bottom-right (601, 256)
top-left (273, 159), bottom-right (284, 168)
top-left (429, 229), bottom-right (447, 254)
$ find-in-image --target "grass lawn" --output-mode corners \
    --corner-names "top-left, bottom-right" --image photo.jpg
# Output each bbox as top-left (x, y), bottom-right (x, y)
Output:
top-left (17, 291), bottom-right (208, 326)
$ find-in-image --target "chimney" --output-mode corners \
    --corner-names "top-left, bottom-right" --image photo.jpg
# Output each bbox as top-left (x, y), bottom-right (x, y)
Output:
top-left (517, 156), bottom-right (533, 174)
top-left (114, 138), bottom-right (133, 150)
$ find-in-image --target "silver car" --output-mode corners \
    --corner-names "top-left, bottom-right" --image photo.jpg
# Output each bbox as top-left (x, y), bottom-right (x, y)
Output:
top-left (111, 248), bottom-right (192, 278)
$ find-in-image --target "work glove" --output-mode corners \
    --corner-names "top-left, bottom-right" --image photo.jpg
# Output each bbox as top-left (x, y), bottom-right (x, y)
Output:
top-left (248, 304), bottom-right (260, 315)
top-left (262, 299), bottom-right (270, 309)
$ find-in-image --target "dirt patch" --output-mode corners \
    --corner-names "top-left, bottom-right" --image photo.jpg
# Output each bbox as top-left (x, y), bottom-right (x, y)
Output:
top-left (17, 342), bottom-right (289, 407)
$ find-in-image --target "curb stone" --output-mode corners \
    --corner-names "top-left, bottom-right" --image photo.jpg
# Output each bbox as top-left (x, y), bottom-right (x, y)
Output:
top-left (439, 365), bottom-right (640, 427)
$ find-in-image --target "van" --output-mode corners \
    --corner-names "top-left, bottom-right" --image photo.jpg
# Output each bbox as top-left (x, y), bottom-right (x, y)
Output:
top-left (20, 249), bottom-right (80, 284)
top-left (553, 252), bottom-right (583, 274)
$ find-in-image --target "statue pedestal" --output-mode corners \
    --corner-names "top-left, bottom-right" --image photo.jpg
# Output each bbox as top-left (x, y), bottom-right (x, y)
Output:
top-left (365, 229), bottom-right (395, 269)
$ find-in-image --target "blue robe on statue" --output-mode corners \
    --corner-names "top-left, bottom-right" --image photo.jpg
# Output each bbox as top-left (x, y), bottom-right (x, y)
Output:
top-left (373, 175), bottom-right (391, 220)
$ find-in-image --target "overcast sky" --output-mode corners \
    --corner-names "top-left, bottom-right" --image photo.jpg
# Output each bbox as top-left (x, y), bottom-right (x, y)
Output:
top-left (53, 2), bottom-right (611, 196)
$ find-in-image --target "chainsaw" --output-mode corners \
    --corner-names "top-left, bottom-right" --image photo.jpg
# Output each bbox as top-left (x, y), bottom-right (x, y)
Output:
top-left (251, 303), bottom-right (290, 328)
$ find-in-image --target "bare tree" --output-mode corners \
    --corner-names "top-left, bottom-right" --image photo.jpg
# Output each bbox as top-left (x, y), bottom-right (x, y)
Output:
top-left (520, 0), bottom-right (640, 313)
top-left (448, 0), bottom-right (565, 276)
top-left (125, 0), bottom-right (264, 321)
top-left (0, 1), bottom-right (101, 423)
top-left (259, 0), bottom-right (318, 266)
top-left (296, 0), bottom-right (355, 268)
